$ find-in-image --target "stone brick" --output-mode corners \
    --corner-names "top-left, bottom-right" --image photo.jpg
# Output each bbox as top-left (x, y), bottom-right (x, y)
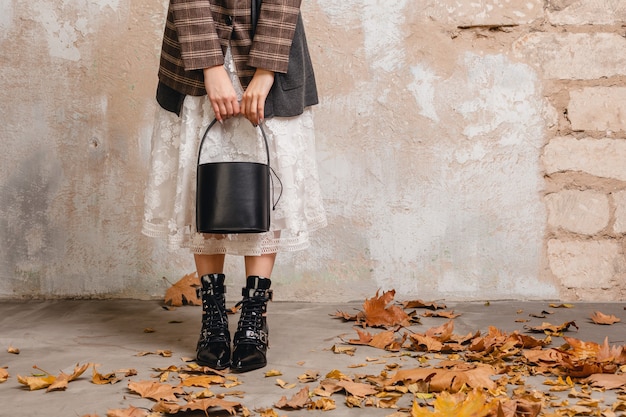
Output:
top-left (419, 0), bottom-right (543, 26)
top-left (513, 33), bottom-right (626, 79)
top-left (545, 190), bottom-right (609, 235)
top-left (547, 0), bottom-right (626, 25)
top-left (547, 239), bottom-right (622, 289)
top-left (569, 87), bottom-right (626, 132)
top-left (612, 190), bottom-right (626, 234)
top-left (543, 136), bottom-right (626, 181)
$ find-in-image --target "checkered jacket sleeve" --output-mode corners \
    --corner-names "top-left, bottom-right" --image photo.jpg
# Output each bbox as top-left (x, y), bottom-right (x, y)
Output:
top-left (248, 0), bottom-right (302, 74)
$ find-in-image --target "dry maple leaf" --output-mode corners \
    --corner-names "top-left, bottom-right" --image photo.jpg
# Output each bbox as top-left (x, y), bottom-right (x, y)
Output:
top-left (363, 289), bottom-right (411, 328)
top-left (403, 299), bottom-right (447, 310)
top-left (411, 389), bottom-right (497, 417)
top-left (347, 328), bottom-right (398, 350)
top-left (179, 374), bottom-right (225, 387)
top-left (524, 321), bottom-right (578, 335)
top-left (105, 406), bottom-right (149, 417)
top-left (179, 398), bottom-right (241, 415)
top-left (164, 272), bottom-right (201, 306)
top-left (583, 373), bottom-right (626, 389)
top-left (275, 386), bottom-right (311, 409)
top-left (0, 367), bottom-right (8, 383)
top-left (92, 365), bottom-right (121, 385)
top-left (128, 380), bottom-right (184, 402)
top-left (590, 311), bottom-right (621, 325)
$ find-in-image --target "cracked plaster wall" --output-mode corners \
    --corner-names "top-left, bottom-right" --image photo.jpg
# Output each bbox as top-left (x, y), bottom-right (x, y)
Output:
top-left (1, 0), bottom-right (624, 302)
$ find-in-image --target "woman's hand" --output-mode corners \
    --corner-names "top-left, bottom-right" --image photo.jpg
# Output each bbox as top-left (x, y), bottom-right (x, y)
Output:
top-left (203, 65), bottom-right (240, 122)
top-left (241, 68), bottom-right (275, 125)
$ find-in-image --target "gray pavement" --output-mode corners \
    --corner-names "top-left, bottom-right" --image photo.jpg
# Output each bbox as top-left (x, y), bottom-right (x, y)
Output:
top-left (0, 299), bottom-right (624, 416)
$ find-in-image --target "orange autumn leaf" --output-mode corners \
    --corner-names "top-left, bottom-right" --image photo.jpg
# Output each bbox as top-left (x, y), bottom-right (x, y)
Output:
top-left (180, 374), bottom-right (225, 387)
top-left (403, 299), bottom-right (447, 310)
top-left (105, 406), bottom-right (149, 417)
top-left (590, 311), bottom-right (621, 325)
top-left (347, 328), bottom-right (397, 350)
top-left (275, 386), bottom-right (311, 409)
top-left (411, 389), bottom-right (497, 417)
top-left (363, 289), bottom-right (411, 328)
top-left (524, 321), bottom-right (578, 335)
top-left (179, 397), bottom-right (241, 414)
top-left (164, 272), bottom-right (201, 306)
top-left (583, 373), bottom-right (626, 389)
top-left (389, 364), bottom-right (496, 392)
top-left (0, 367), bottom-right (8, 383)
top-left (17, 374), bottom-right (56, 390)
top-left (128, 380), bottom-right (184, 402)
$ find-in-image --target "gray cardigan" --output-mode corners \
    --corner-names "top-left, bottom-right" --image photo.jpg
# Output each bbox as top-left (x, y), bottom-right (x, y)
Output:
top-left (156, 12), bottom-right (318, 119)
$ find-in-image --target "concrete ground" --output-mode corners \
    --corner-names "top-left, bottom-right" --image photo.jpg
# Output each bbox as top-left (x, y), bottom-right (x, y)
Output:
top-left (0, 299), bottom-right (624, 416)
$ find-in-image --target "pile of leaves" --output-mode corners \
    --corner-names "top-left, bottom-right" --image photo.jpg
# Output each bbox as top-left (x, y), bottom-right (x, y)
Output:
top-left (2, 275), bottom-right (626, 417)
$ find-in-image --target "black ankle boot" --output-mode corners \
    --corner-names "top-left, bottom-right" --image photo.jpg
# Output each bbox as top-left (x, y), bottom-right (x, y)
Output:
top-left (196, 273), bottom-right (230, 370)
top-left (231, 276), bottom-right (272, 373)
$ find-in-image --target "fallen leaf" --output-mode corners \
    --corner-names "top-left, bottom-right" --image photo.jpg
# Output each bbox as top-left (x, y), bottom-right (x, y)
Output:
top-left (164, 272), bottom-right (201, 306)
top-left (298, 370), bottom-right (319, 383)
top-left (180, 374), bottom-right (225, 387)
top-left (0, 367), bottom-right (8, 383)
top-left (128, 380), bottom-right (184, 402)
top-left (265, 369), bottom-right (282, 377)
top-left (179, 398), bottom-right (241, 414)
top-left (7, 346), bottom-right (19, 354)
top-left (583, 373), bottom-right (626, 389)
top-left (421, 310), bottom-right (461, 319)
top-left (549, 303), bottom-right (574, 308)
top-left (92, 365), bottom-right (121, 385)
top-left (590, 311), bottom-right (621, 325)
top-left (403, 299), bottom-right (447, 310)
top-left (411, 389), bottom-right (497, 417)
top-left (105, 406), bottom-right (149, 417)
top-left (363, 290), bottom-right (412, 328)
top-left (275, 386), bottom-right (310, 409)
top-left (524, 321), bottom-right (578, 335)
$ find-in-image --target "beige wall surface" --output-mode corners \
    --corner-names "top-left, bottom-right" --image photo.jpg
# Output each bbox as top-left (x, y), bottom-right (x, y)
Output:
top-left (1, 0), bottom-right (625, 302)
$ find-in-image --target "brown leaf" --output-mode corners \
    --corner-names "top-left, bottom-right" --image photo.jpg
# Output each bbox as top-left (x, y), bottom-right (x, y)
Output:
top-left (583, 373), bottom-right (626, 389)
top-left (92, 365), bottom-right (121, 385)
top-left (179, 398), bottom-right (241, 414)
top-left (421, 310), bottom-right (461, 319)
top-left (363, 290), bottom-right (411, 328)
top-left (180, 374), bottom-right (225, 387)
top-left (275, 386), bottom-right (311, 409)
top-left (164, 272), bottom-right (201, 306)
top-left (524, 321), bottom-right (578, 335)
top-left (590, 311), bottom-right (621, 325)
top-left (17, 374), bottom-right (56, 390)
top-left (402, 299), bottom-right (447, 310)
top-left (128, 380), bottom-right (184, 402)
top-left (105, 406), bottom-right (149, 417)
top-left (347, 329), bottom-right (397, 350)
top-left (389, 364), bottom-right (496, 392)
top-left (411, 389), bottom-right (498, 416)
top-left (0, 367), bottom-right (8, 383)
top-left (7, 346), bottom-right (19, 354)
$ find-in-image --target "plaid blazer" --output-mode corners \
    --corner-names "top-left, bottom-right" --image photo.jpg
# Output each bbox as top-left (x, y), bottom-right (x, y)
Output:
top-left (159, 0), bottom-right (302, 96)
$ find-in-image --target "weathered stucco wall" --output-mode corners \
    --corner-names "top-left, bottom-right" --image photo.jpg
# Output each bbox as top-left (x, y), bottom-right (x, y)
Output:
top-left (1, 0), bottom-right (625, 302)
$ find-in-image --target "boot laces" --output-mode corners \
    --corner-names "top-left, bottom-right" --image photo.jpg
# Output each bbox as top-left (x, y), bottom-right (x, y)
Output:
top-left (235, 290), bottom-right (271, 343)
top-left (199, 289), bottom-right (228, 344)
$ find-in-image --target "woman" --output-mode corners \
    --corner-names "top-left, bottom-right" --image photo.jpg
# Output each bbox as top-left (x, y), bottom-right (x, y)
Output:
top-left (142, 0), bottom-right (326, 372)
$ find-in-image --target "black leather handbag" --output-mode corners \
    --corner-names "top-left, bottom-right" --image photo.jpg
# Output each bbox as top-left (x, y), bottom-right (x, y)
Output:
top-left (196, 119), bottom-right (278, 234)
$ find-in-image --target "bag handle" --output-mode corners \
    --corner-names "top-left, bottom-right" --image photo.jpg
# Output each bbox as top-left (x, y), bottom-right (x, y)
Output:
top-left (197, 119), bottom-right (282, 210)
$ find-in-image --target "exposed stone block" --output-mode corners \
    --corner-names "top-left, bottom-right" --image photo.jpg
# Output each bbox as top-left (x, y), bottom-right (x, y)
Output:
top-left (418, 0), bottom-right (543, 26)
top-left (569, 87), bottom-right (626, 132)
top-left (513, 33), bottom-right (626, 79)
top-left (547, 239), bottom-right (622, 289)
top-left (543, 137), bottom-right (626, 181)
top-left (547, 0), bottom-right (626, 25)
top-left (545, 190), bottom-right (609, 235)
top-left (612, 190), bottom-right (626, 234)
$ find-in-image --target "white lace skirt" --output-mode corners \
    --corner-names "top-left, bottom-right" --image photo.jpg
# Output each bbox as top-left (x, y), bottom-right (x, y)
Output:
top-left (142, 53), bottom-right (327, 256)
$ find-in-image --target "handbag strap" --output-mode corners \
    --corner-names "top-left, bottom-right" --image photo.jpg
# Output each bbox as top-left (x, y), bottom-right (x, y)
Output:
top-left (197, 118), bottom-right (282, 209)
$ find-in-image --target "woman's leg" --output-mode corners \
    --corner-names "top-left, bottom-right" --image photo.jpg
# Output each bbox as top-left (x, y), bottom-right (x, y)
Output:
top-left (194, 253), bottom-right (226, 276)
top-left (244, 253), bottom-right (276, 278)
